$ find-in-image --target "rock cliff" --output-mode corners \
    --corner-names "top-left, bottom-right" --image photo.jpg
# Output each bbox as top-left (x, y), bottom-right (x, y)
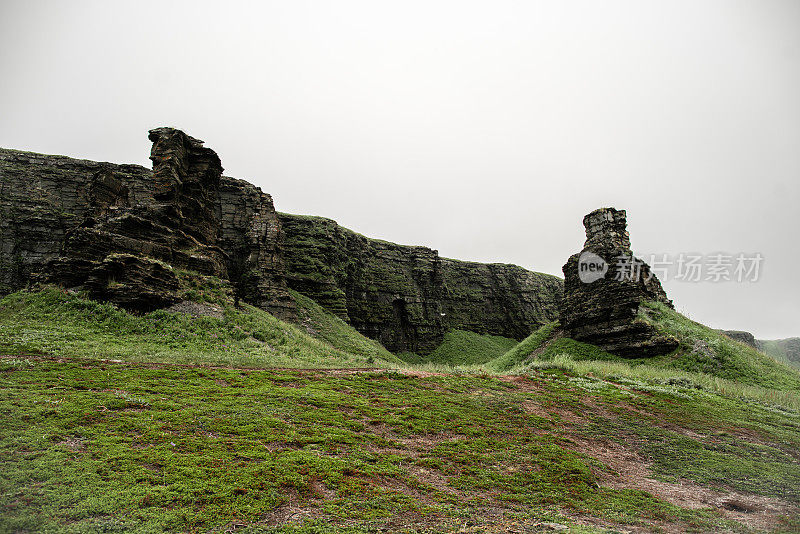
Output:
top-left (0, 132), bottom-right (293, 318)
top-left (560, 208), bottom-right (679, 357)
top-left (41, 128), bottom-right (230, 311)
top-left (717, 330), bottom-right (758, 349)
top-left (0, 128), bottom-right (562, 352)
top-left (279, 213), bottom-right (563, 353)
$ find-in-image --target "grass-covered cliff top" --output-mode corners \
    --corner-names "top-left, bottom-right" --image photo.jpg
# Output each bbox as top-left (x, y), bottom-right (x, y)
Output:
top-left (1, 289), bottom-right (800, 532)
top-left (277, 211), bottom-right (562, 279)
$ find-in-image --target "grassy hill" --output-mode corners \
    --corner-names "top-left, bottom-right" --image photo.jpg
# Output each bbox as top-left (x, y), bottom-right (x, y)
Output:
top-left (760, 338), bottom-right (800, 369)
top-left (490, 302), bottom-right (800, 398)
top-left (0, 286), bottom-right (400, 369)
top-left (398, 329), bottom-right (518, 367)
top-left (1, 290), bottom-right (800, 533)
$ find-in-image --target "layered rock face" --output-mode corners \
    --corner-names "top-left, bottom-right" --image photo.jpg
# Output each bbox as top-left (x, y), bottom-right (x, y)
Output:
top-left (0, 127), bottom-right (563, 353)
top-left (0, 131), bottom-right (292, 316)
top-left (0, 149), bottom-right (154, 293)
top-left (216, 176), bottom-right (295, 319)
top-left (41, 128), bottom-right (229, 311)
top-left (279, 213), bottom-right (563, 353)
top-left (717, 330), bottom-right (757, 348)
top-left (561, 208), bottom-right (678, 357)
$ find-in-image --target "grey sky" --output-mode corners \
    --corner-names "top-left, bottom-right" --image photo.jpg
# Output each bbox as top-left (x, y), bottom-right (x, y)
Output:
top-left (1, 1), bottom-right (798, 339)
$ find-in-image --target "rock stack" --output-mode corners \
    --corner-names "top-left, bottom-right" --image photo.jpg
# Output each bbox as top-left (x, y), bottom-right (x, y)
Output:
top-left (560, 208), bottom-right (678, 357)
top-left (43, 128), bottom-right (228, 311)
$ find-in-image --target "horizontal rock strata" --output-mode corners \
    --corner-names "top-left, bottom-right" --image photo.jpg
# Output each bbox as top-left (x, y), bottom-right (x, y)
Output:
top-left (279, 213), bottom-right (563, 353)
top-left (560, 208), bottom-right (678, 357)
top-left (0, 129), bottom-right (563, 352)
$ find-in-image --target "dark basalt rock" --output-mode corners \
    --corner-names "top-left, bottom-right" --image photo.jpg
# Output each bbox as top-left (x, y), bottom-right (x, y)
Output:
top-left (560, 208), bottom-right (678, 357)
top-left (279, 213), bottom-right (563, 353)
top-left (35, 128), bottom-right (228, 310)
top-left (0, 149), bottom-right (155, 293)
top-left (0, 128), bottom-right (563, 351)
top-left (217, 176), bottom-right (295, 319)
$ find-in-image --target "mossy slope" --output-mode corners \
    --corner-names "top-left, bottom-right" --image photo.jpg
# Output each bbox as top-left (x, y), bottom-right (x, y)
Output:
top-left (3, 358), bottom-right (799, 533)
top-left (490, 302), bottom-right (800, 392)
top-left (398, 329), bottom-right (518, 366)
top-left (639, 301), bottom-right (800, 391)
top-left (0, 287), bottom-right (398, 369)
top-left (289, 289), bottom-right (400, 365)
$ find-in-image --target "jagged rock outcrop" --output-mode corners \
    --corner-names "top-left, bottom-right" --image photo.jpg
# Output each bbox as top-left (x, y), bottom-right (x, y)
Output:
top-left (561, 208), bottom-right (678, 357)
top-left (0, 131), bottom-right (293, 317)
top-left (40, 128), bottom-right (229, 311)
top-left (279, 213), bottom-right (563, 353)
top-left (0, 128), bottom-right (563, 352)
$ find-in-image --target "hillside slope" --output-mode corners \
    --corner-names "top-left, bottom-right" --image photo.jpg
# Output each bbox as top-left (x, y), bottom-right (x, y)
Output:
top-left (489, 302), bottom-right (800, 394)
top-left (0, 287), bottom-right (399, 369)
top-left (760, 338), bottom-right (800, 369)
top-left (2, 356), bottom-right (799, 533)
top-left (639, 302), bottom-right (800, 391)
top-left (2, 289), bottom-right (800, 532)
top-left (398, 329), bottom-right (518, 366)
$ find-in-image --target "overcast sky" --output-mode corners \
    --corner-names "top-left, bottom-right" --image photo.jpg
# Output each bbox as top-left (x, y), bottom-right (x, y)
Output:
top-left (1, 1), bottom-right (798, 339)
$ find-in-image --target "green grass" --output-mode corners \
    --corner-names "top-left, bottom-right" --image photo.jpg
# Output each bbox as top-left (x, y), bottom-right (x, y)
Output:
top-left (0, 287), bottom-right (397, 369)
top-left (289, 289), bottom-right (400, 365)
top-left (760, 338), bottom-right (800, 369)
top-left (487, 302), bottom-right (800, 411)
top-left (398, 329), bottom-right (518, 366)
top-left (489, 322), bottom-right (560, 371)
top-left (3, 289), bottom-right (800, 531)
top-left (639, 301), bottom-right (800, 391)
top-left (515, 354), bottom-right (800, 412)
top-left (5, 358), bottom-right (794, 533)
top-left (490, 323), bottom-right (620, 372)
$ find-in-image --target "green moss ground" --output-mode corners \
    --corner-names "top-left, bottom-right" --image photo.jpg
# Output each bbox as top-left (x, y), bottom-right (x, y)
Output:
top-left (2, 290), bottom-right (800, 532)
top-left (0, 288), bottom-right (397, 369)
top-left (4, 357), bottom-right (799, 533)
top-left (398, 330), bottom-right (518, 366)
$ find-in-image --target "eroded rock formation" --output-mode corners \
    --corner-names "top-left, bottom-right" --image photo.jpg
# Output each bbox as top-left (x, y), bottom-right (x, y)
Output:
top-left (0, 128), bottom-right (562, 352)
top-left (560, 208), bottom-right (678, 357)
top-left (41, 128), bottom-right (229, 311)
top-left (0, 131), bottom-right (293, 317)
top-left (717, 330), bottom-right (757, 348)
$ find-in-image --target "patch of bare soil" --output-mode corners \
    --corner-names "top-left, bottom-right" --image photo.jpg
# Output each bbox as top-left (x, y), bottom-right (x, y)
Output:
top-left (56, 437), bottom-right (86, 451)
top-left (499, 375), bottom-right (546, 391)
top-left (256, 488), bottom-right (322, 527)
top-left (568, 433), bottom-right (796, 532)
top-left (515, 391), bottom-right (798, 532)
